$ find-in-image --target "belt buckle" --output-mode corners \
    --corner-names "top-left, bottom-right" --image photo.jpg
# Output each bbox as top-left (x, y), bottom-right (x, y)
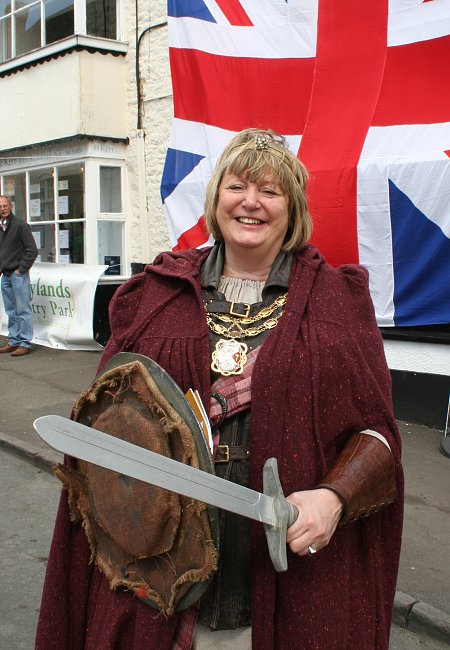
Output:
top-left (230, 302), bottom-right (250, 318)
top-left (216, 444), bottom-right (230, 463)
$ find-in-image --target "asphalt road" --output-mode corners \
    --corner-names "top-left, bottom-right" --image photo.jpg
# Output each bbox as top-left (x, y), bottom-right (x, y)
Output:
top-left (1, 448), bottom-right (448, 650)
top-left (1, 450), bottom-right (60, 649)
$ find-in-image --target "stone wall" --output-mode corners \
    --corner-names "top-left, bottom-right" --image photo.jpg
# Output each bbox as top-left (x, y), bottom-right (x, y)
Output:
top-left (123, 0), bottom-right (173, 264)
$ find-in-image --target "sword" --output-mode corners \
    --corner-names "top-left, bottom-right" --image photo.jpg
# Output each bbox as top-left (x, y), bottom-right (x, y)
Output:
top-left (33, 414), bottom-right (298, 572)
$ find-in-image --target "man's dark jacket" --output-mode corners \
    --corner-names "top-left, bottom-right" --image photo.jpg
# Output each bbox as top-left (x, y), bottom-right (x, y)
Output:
top-left (0, 212), bottom-right (38, 275)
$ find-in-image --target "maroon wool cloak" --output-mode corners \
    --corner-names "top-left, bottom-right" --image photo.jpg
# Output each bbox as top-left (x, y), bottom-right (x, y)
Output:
top-left (36, 245), bottom-right (403, 650)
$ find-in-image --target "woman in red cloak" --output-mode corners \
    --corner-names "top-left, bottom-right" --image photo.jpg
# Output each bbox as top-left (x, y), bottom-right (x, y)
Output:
top-left (36, 128), bottom-right (403, 650)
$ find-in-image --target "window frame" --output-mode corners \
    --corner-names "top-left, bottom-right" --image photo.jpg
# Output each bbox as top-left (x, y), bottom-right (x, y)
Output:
top-left (0, 0), bottom-right (125, 72)
top-left (87, 160), bottom-right (127, 275)
top-left (0, 146), bottom-right (128, 278)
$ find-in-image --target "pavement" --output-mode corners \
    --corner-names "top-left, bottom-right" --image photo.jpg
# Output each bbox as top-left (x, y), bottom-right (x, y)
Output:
top-left (0, 338), bottom-right (449, 646)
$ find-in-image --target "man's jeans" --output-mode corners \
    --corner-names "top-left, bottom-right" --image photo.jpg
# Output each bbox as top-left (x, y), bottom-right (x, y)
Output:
top-left (1, 271), bottom-right (33, 348)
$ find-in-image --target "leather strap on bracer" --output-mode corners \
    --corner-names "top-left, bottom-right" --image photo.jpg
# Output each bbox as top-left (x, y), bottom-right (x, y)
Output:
top-left (317, 432), bottom-right (397, 524)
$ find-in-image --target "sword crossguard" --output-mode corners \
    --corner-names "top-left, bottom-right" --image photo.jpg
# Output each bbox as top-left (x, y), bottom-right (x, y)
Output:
top-left (262, 458), bottom-right (299, 572)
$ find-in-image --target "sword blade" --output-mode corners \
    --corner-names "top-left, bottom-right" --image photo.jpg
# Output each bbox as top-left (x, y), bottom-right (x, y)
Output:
top-left (33, 414), bottom-right (276, 526)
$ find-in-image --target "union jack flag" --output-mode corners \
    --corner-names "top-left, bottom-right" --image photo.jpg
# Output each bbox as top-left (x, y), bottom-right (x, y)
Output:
top-left (161, 0), bottom-right (450, 327)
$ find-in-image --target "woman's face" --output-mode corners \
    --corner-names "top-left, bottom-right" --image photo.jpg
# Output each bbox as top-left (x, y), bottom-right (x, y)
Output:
top-left (216, 171), bottom-right (289, 260)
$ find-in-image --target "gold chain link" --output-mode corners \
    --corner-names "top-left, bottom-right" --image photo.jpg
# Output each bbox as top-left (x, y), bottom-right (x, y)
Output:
top-left (209, 293), bottom-right (287, 325)
top-left (205, 293), bottom-right (287, 339)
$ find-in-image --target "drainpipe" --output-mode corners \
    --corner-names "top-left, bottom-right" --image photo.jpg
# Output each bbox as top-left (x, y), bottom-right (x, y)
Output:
top-left (136, 20), bottom-right (168, 131)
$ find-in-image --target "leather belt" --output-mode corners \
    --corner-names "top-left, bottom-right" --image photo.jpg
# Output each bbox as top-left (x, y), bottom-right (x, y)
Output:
top-left (204, 299), bottom-right (251, 318)
top-left (215, 444), bottom-right (251, 463)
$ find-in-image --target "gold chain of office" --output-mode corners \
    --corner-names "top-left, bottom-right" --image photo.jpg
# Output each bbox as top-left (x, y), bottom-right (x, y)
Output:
top-left (205, 293), bottom-right (287, 339)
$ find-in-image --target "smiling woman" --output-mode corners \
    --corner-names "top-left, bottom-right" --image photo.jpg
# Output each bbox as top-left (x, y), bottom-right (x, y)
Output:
top-left (214, 171), bottom-right (290, 280)
top-left (36, 129), bottom-right (404, 650)
top-left (205, 129), bottom-right (312, 255)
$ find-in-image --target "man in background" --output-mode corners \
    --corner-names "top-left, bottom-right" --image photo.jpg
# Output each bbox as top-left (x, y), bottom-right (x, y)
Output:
top-left (0, 195), bottom-right (38, 356)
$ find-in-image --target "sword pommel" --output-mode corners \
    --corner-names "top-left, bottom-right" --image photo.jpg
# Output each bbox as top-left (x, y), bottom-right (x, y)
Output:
top-left (262, 458), bottom-right (299, 572)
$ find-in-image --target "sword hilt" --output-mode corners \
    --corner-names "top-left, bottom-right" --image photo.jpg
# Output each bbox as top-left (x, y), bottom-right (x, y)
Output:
top-left (262, 457), bottom-right (299, 572)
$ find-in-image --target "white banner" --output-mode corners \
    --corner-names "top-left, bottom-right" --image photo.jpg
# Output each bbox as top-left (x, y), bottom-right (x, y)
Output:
top-left (0, 262), bottom-right (108, 350)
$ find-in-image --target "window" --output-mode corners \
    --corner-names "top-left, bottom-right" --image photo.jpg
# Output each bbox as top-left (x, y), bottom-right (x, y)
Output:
top-left (100, 166), bottom-right (122, 213)
top-left (98, 221), bottom-right (123, 274)
top-left (0, 0), bottom-right (118, 63)
top-left (5, 164), bottom-right (86, 264)
top-left (3, 173), bottom-right (27, 217)
top-left (0, 142), bottom-right (127, 274)
top-left (98, 165), bottom-right (124, 275)
top-left (86, 0), bottom-right (116, 38)
top-left (46, 0), bottom-right (75, 45)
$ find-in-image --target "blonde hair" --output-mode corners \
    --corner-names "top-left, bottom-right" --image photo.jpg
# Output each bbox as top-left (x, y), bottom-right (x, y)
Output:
top-left (204, 128), bottom-right (312, 251)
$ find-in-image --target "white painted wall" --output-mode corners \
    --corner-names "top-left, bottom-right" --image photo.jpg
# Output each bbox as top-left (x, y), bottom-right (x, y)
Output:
top-left (383, 340), bottom-right (450, 376)
top-left (0, 52), bottom-right (128, 150)
top-left (131, 0), bottom-right (173, 262)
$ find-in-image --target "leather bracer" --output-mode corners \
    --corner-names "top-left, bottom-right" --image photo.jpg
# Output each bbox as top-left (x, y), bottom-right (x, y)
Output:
top-left (317, 432), bottom-right (397, 524)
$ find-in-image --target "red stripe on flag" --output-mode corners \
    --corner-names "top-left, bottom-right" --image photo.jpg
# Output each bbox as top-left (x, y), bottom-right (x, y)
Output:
top-left (170, 49), bottom-right (315, 134)
top-left (373, 37), bottom-right (450, 126)
top-left (215, 0), bottom-right (253, 26)
top-left (173, 215), bottom-right (209, 251)
top-left (299, 1), bottom-right (389, 266)
top-left (445, 151), bottom-right (450, 158)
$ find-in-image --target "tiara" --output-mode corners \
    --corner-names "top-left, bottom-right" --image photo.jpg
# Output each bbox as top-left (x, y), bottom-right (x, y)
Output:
top-left (229, 133), bottom-right (294, 168)
top-left (255, 134), bottom-right (271, 150)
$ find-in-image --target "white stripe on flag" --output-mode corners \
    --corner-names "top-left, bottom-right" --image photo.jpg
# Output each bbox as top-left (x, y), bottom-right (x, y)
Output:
top-left (361, 122), bottom-right (450, 159)
top-left (168, 17), bottom-right (316, 58)
top-left (357, 157), bottom-right (395, 327)
top-left (241, 0), bottom-right (319, 29)
top-left (388, 0), bottom-right (450, 46)
top-left (202, 0), bottom-right (230, 24)
top-left (168, 119), bottom-right (303, 159)
top-left (163, 157), bottom-right (214, 247)
top-left (167, 120), bottom-right (237, 159)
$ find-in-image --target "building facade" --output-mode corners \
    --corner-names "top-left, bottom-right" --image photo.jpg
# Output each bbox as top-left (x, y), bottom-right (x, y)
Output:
top-left (0, 0), bottom-right (172, 278)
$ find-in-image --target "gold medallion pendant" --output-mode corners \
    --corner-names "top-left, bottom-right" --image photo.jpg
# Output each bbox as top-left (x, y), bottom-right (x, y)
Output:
top-left (211, 339), bottom-right (248, 376)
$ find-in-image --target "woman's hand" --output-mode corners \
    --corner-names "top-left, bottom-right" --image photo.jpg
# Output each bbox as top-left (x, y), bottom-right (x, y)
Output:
top-left (286, 488), bottom-right (343, 556)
